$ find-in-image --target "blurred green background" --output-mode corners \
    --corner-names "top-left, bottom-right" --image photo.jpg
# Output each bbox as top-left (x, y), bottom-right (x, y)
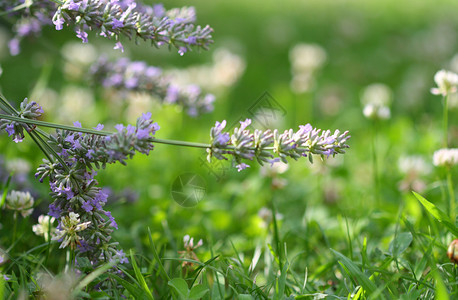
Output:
top-left (1, 0), bottom-right (458, 289)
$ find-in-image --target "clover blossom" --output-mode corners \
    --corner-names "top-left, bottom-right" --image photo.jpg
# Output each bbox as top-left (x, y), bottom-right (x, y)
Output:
top-left (433, 148), bottom-right (458, 168)
top-left (207, 119), bottom-right (351, 170)
top-left (431, 70), bottom-right (458, 96)
top-left (90, 57), bottom-right (215, 116)
top-left (52, 212), bottom-right (91, 249)
top-left (52, 0), bottom-right (213, 54)
top-left (5, 190), bottom-right (34, 218)
top-left (361, 83), bottom-right (392, 120)
top-left (32, 215), bottom-right (56, 242)
top-left (0, 98), bottom-right (44, 143)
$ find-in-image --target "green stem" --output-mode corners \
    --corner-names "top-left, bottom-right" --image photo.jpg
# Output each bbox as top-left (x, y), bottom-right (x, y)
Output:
top-left (443, 95), bottom-right (449, 148)
top-left (0, 114), bottom-right (212, 148)
top-left (371, 120), bottom-right (380, 204)
top-left (447, 168), bottom-right (456, 224)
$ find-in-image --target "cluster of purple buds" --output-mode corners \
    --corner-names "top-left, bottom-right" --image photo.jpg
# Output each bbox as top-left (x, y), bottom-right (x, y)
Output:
top-left (0, 98), bottom-right (44, 143)
top-left (52, 0), bottom-right (213, 54)
top-left (207, 119), bottom-right (351, 171)
top-left (1, 1), bottom-right (56, 55)
top-left (30, 110), bottom-right (159, 264)
top-left (90, 57), bottom-right (215, 116)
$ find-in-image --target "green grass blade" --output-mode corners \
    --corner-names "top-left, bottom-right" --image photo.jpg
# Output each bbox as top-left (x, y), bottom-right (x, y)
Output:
top-left (413, 192), bottom-right (458, 237)
top-left (130, 249), bottom-right (154, 300)
top-left (331, 249), bottom-right (377, 295)
top-left (147, 227), bottom-right (171, 282)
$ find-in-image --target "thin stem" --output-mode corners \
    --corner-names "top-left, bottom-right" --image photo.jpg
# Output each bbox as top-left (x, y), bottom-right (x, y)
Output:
top-left (0, 113), bottom-right (216, 149)
top-left (443, 95), bottom-right (449, 148)
top-left (371, 120), bottom-right (380, 204)
top-left (447, 168), bottom-right (456, 224)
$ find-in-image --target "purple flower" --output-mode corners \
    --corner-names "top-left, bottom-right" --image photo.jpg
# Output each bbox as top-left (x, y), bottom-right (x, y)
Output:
top-left (73, 121), bottom-right (82, 128)
top-left (239, 119), bottom-right (252, 132)
top-left (49, 203), bottom-right (62, 219)
top-left (76, 29), bottom-right (88, 43)
top-left (114, 41), bottom-right (124, 53)
top-left (63, 186), bottom-right (75, 199)
top-left (104, 211), bottom-right (118, 229)
top-left (115, 124), bottom-right (124, 132)
top-left (126, 125), bottom-right (136, 135)
top-left (111, 19), bottom-right (124, 30)
top-left (86, 149), bottom-right (95, 159)
top-left (142, 112), bottom-right (152, 120)
top-left (93, 124), bottom-right (104, 131)
top-left (178, 47), bottom-right (187, 56)
top-left (53, 18), bottom-right (64, 31)
top-left (136, 128), bottom-right (149, 139)
top-left (82, 201), bottom-right (93, 212)
top-left (236, 163), bottom-right (250, 172)
top-left (5, 124), bottom-right (15, 136)
top-left (185, 36), bottom-right (197, 45)
top-left (68, 1), bottom-right (81, 11)
top-left (8, 39), bottom-right (20, 56)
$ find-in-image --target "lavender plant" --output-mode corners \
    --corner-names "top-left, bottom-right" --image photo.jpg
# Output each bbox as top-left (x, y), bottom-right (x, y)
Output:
top-left (3, 0), bottom-right (213, 55)
top-left (207, 119), bottom-right (351, 171)
top-left (90, 57), bottom-right (215, 116)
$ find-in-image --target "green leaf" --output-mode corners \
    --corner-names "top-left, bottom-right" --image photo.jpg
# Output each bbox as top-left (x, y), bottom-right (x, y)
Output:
top-left (389, 232), bottom-right (413, 257)
top-left (130, 249), bottom-right (154, 300)
top-left (413, 192), bottom-right (458, 237)
top-left (238, 294), bottom-right (254, 300)
top-left (189, 284), bottom-right (209, 299)
top-left (109, 273), bottom-right (145, 299)
top-left (331, 249), bottom-right (376, 295)
top-left (274, 262), bottom-right (289, 300)
top-left (147, 227), bottom-right (171, 282)
top-left (434, 270), bottom-right (450, 300)
top-left (168, 278), bottom-right (189, 299)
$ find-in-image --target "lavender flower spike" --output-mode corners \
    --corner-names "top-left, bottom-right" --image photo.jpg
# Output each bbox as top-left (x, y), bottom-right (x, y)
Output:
top-left (207, 119), bottom-right (351, 169)
top-left (90, 57), bottom-right (215, 116)
top-left (53, 0), bottom-right (213, 54)
top-left (0, 98), bottom-right (44, 143)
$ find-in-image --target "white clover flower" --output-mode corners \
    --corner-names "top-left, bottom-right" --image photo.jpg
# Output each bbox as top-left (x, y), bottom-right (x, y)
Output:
top-left (361, 83), bottom-right (392, 120)
top-left (5, 190), bottom-right (34, 218)
top-left (6, 158), bottom-right (31, 175)
top-left (52, 212), bottom-right (91, 249)
top-left (183, 234), bottom-right (203, 250)
top-left (289, 43), bottom-right (327, 72)
top-left (32, 215), bottom-right (56, 242)
top-left (289, 43), bottom-right (327, 94)
top-left (398, 155), bottom-right (432, 176)
top-left (433, 148), bottom-right (458, 168)
top-left (430, 70), bottom-right (458, 96)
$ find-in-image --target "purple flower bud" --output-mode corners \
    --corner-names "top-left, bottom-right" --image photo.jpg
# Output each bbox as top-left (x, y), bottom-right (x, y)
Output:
top-left (76, 29), bottom-right (88, 43)
top-left (113, 41), bottom-right (124, 53)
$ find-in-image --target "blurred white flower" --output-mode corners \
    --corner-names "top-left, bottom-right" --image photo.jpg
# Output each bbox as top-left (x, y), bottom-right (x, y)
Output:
top-left (6, 158), bottom-right (31, 175)
top-left (430, 70), bottom-right (458, 96)
top-left (32, 215), bottom-right (56, 242)
top-left (433, 148), bottom-right (458, 168)
top-left (398, 155), bottom-right (432, 176)
top-left (289, 43), bottom-right (327, 72)
top-left (289, 43), bottom-right (327, 93)
top-left (57, 86), bottom-right (95, 124)
top-left (37, 272), bottom-right (78, 300)
top-left (361, 83), bottom-right (392, 120)
top-left (52, 212), bottom-right (91, 249)
top-left (398, 155), bottom-right (431, 193)
top-left (62, 42), bottom-right (98, 80)
top-left (5, 190), bottom-right (34, 218)
top-left (260, 161), bottom-right (289, 177)
top-left (258, 207), bottom-right (283, 228)
top-left (167, 47), bottom-right (246, 93)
